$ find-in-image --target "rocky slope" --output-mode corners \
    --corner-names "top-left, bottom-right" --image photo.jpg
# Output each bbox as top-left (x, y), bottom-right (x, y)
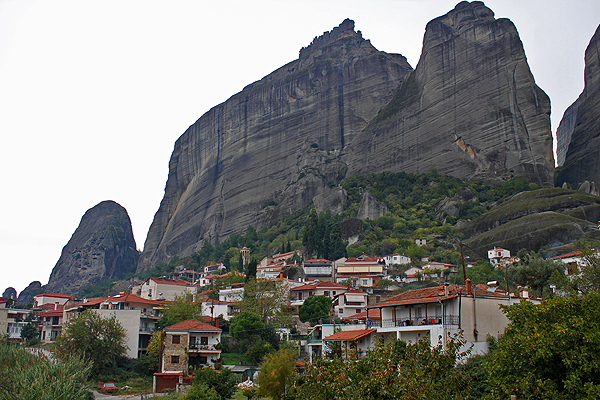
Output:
top-left (555, 25), bottom-right (600, 190)
top-left (137, 19), bottom-right (413, 271)
top-left (461, 188), bottom-right (600, 256)
top-left (138, 2), bottom-right (555, 272)
top-left (46, 201), bottom-right (139, 296)
top-left (346, 1), bottom-right (554, 185)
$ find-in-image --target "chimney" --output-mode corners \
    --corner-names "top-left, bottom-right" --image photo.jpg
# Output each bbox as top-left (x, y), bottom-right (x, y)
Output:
top-left (444, 283), bottom-right (449, 297)
top-left (216, 318), bottom-right (220, 329)
top-left (465, 279), bottom-right (472, 294)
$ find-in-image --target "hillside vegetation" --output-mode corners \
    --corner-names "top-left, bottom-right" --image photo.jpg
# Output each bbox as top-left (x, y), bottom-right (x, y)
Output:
top-left (79, 171), bottom-right (600, 298)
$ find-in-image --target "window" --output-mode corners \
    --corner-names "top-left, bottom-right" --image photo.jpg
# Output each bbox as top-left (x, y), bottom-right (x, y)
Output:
top-left (172, 335), bottom-right (180, 344)
top-left (200, 336), bottom-right (208, 345)
top-left (199, 356), bottom-right (208, 364)
top-left (339, 308), bottom-right (343, 314)
top-left (171, 355), bottom-right (179, 364)
top-left (324, 291), bottom-right (330, 297)
top-left (362, 279), bottom-right (368, 286)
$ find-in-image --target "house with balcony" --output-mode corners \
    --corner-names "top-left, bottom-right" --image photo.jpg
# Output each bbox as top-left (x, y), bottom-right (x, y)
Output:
top-left (488, 247), bottom-right (511, 267)
top-left (336, 254), bottom-right (385, 278)
top-left (160, 319), bottom-right (222, 373)
top-left (322, 328), bottom-right (377, 360)
top-left (367, 280), bottom-right (532, 355)
top-left (303, 259), bottom-right (333, 280)
top-left (64, 293), bottom-right (165, 358)
top-left (304, 323), bottom-right (370, 363)
top-left (32, 293), bottom-right (75, 342)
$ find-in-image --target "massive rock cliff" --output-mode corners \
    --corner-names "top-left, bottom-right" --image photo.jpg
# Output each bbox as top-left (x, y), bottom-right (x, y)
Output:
top-left (139, 2), bottom-right (555, 271)
top-left (345, 1), bottom-right (554, 185)
top-left (138, 19), bottom-right (413, 271)
top-left (555, 25), bottom-right (600, 190)
top-left (46, 201), bottom-right (139, 296)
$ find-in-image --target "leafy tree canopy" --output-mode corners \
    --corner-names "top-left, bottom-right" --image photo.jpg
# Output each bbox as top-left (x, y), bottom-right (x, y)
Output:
top-left (258, 348), bottom-right (297, 400)
top-left (54, 309), bottom-right (127, 375)
top-left (158, 292), bottom-right (202, 329)
top-left (230, 311), bottom-right (264, 342)
top-left (192, 366), bottom-right (238, 400)
top-left (484, 294), bottom-right (600, 399)
top-left (299, 295), bottom-right (332, 324)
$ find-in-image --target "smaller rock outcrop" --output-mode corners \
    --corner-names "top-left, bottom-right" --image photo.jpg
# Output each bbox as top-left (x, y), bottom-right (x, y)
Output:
top-left (313, 187), bottom-right (347, 215)
top-left (356, 192), bottom-right (389, 220)
top-left (16, 281), bottom-right (42, 306)
top-left (45, 201), bottom-right (139, 296)
top-left (2, 287), bottom-right (17, 300)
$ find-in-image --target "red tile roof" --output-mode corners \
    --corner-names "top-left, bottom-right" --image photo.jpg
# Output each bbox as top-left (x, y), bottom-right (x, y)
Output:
top-left (165, 319), bottom-right (222, 332)
top-left (323, 328), bottom-right (377, 341)
top-left (369, 284), bottom-right (506, 308)
top-left (343, 309), bottom-right (381, 321)
top-left (149, 278), bottom-right (194, 286)
top-left (34, 293), bottom-right (76, 299)
top-left (551, 250), bottom-right (583, 259)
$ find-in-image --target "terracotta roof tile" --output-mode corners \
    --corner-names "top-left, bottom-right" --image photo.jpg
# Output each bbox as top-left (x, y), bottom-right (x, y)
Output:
top-left (165, 319), bottom-right (222, 332)
top-left (323, 328), bottom-right (377, 341)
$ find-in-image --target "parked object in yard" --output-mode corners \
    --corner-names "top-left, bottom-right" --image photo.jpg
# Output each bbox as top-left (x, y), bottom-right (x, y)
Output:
top-left (98, 382), bottom-right (118, 393)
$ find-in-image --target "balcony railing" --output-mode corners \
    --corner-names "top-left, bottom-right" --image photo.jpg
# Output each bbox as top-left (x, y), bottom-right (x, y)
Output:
top-left (188, 344), bottom-right (219, 352)
top-left (380, 315), bottom-right (460, 328)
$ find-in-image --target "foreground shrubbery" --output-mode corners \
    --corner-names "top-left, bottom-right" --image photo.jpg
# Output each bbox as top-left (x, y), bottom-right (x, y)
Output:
top-left (0, 344), bottom-right (92, 400)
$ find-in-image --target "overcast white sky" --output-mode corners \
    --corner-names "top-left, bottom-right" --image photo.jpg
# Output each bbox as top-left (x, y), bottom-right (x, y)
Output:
top-left (1, 0), bottom-right (599, 295)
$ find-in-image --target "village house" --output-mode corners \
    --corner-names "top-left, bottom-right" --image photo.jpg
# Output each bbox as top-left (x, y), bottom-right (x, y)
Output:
top-left (382, 254), bottom-right (411, 266)
top-left (133, 277), bottom-right (197, 301)
top-left (335, 254), bottom-right (386, 279)
top-left (322, 328), bottom-right (378, 360)
top-left (64, 293), bottom-right (165, 358)
top-left (487, 247), bottom-right (511, 267)
top-left (332, 289), bottom-right (368, 319)
top-left (403, 266), bottom-right (423, 283)
top-left (303, 259), bottom-right (333, 280)
top-left (290, 281), bottom-right (349, 315)
top-left (305, 323), bottom-right (371, 363)
top-left (32, 293), bottom-right (76, 342)
top-left (200, 298), bottom-right (235, 321)
top-left (367, 280), bottom-right (539, 355)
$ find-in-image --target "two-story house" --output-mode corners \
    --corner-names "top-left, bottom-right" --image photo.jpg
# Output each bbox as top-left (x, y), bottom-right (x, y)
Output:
top-left (382, 254), bottom-right (411, 266)
top-left (32, 293), bottom-right (76, 342)
top-left (290, 281), bottom-right (349, 314)
top-left (367, 280), bottom-right (537, 355)
top-left (64, 293), bottom-right (165, 358)
top-left (488, 247), bottom-right (511, 267)
top-left (160, 319), bottom-right (222, 372)
top-left (134, 278), bottom-right (197, 301)
top-left (303, 259), bottom-right (333, 280)
top-left (333, 289), bottom-right (368, 319)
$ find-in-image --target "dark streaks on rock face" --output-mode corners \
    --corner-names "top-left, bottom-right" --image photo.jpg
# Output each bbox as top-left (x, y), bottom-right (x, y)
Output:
top-left (137, 19), bottom-right (412, 272)
top-left (46, 201), bottom-right (139, 296)
top-left (345, 1), bottom-right (554, 186)
top-left (138, 3), bottom-right (556, 272)
top-left (556, 25), bottom-right (600, 192)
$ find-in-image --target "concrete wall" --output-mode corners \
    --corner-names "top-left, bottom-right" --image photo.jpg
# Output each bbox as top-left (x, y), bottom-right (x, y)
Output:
top-left (94, 309), bottom-right (142, 358)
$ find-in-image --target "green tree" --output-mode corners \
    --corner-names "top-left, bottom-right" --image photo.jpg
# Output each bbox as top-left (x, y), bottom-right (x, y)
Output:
top-left (510, 257), bottom-right (564, 298)
top-left (244, 259), bottom-right (257, 282)
top-left (185, 383), bottom-right (220, 400)
top-left (551, 247), bottom-right (600, 295)
top-left (291, 336), bottom-right (469, 400)
top-left (230, 311), bottom-right (264, 342)
top-left (20, 323), bottom-right (38, 341)
top-left (257, 348), bottom-right (296, 400)
top-left (54, 309), bottom-right (127, 374)
top-left (191, 367), bottom-right (238, 400)
top-left (484, 294), bottom-right (600, 399)
top-left (158, 292), bottom-right (203, 329)
top-left (238, 278), bottom-right (291, 326)
top-left (299, 295), bottom-right (331, 324)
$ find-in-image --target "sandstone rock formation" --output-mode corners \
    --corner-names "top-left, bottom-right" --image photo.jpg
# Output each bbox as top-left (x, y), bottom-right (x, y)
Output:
top-left (555, 25), bottom-right (600, 191)
top-left (139, 2), bottom-right (555, 272)
top-left (356, 192), bottom-right (389, 220)
top-left (345, 1), bottom-right (554, 186)
top-left (2, 287), bottom-right (17, 300)
top-left (137, 19), bottom-right (412, 271)
top-left (46, 201), bottom-right (139, 296)
top-left (16, 281), bottom-right (42, 306)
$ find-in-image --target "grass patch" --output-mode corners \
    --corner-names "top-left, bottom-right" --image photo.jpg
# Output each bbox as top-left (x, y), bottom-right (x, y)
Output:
top-left (221, 352), bottom-right (251, 366)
